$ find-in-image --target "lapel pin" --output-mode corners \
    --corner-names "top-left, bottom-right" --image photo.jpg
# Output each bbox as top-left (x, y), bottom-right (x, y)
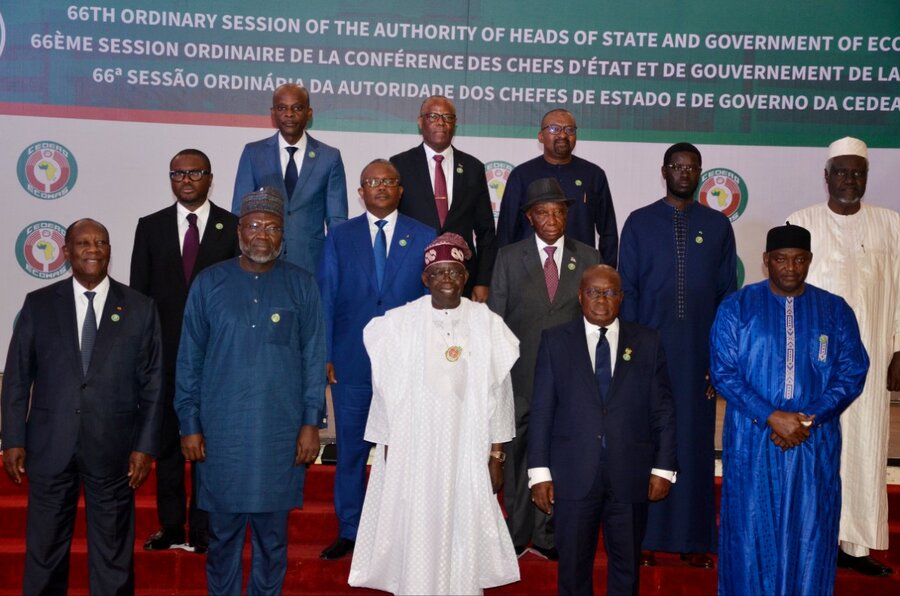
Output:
top-left (623, 347), bottom-right (633, 361)
top-left (567, 262), bottom-right (576, 271)
top-left (575, 179), bottom-right (583, 186)
top-left (216, 222), bottom-right (224, 230)
top-left (308, 151), bottom-right (316, 159)
top-left (271, 313), bottom-right (281, 323)
top-left (456, 165), bottom-right (463, 174)
top-left (399, 238), bottom-right (408, 247)
top-left (111, 314), bottom-right (121, 322)
top-left (695, 231), bottom-right (704, 244)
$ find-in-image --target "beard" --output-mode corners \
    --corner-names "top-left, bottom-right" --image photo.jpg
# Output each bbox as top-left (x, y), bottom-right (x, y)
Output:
top-left (239, 237), bottom-right (283, 264)
top-left (667, 182), bottom-right (697, 201)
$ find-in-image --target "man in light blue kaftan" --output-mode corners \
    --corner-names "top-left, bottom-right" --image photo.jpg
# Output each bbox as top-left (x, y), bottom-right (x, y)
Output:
top-left (710, 224), bottom-right (869, 596)
top-left (175, 188), bottom-right (326, 595)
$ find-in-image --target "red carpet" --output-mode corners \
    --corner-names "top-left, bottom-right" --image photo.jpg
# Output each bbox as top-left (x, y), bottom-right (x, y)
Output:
top-left (0, 462), bottom-right (898, 595)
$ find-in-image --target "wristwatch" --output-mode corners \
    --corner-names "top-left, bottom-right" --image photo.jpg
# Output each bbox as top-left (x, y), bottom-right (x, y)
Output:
top-left (489, 450), bottom-right (507, 463)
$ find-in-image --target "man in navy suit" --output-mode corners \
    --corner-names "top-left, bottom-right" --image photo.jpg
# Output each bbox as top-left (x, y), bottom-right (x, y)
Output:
top-left (2, 218), bottom-right (164, 595)
top-left (530, 265), bottom-right (676, 596)
top-left (390, 95), bottom-right (496, 301)
top-left (232, 83), bottom-right (347, 274)
top-left (131, 149), bottom-right (240, 553)
top-left (316, 159), bottom-right (436, 560)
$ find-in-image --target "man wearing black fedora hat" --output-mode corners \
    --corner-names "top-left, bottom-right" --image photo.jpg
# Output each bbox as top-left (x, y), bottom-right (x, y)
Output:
top-left (489, 177), bottom-right (601, 559)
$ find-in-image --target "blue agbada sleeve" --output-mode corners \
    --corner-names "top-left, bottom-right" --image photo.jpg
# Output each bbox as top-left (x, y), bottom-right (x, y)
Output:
top-left (297, 276), bottom-right (327, 428)
top-left (174, 277), bottom-right (210, 437)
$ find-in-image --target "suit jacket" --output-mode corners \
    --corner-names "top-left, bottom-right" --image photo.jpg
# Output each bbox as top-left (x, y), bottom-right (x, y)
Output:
top-left (130, 201), bottom-right (240, 394)
top-left (488, 235), bottom-right (600, 404)
top-left (232, 132), bottom-right (348, 274)
top-left (529, 318), bottom-right (676, 503)
top-left (1, 277), bottom-right (164, 477)
top-left (391, 144), bottom-right (496, 288)
top-left (317, 213), bottom-right (436, 386)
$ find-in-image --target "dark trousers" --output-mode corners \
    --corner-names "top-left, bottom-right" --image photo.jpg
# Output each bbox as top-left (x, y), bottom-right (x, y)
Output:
top-left (25, 455), bottom-right (135, 596)
top-left (332, 384), bottom-right (373, 541)
top-left (156, 391), bottom-right (207, 536)
top-left (555, 464), bottom-right (647, 596)
top-left (207, 510), bottom-right (290, 596)
top-left (504, 404), bottom-right (554, 550)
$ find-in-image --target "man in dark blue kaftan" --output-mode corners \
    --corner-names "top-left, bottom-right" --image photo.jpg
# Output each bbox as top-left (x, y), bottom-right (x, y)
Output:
top-left (618, 143), bottom-right (736, 566)
top-left (710, 224), bottom-right (868, 595)
top-left (175, 188), bottom-right (326, 595)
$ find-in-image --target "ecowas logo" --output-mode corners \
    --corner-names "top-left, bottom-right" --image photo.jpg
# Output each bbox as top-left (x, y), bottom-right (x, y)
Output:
top-left (697, 168), bottom-right (748, 222)
top-left (16, 221), bottom-right (70, 279)
top-left (17, 141), bottom-right (79, 200)
top-left (484, 161), bottom-right (514, 221)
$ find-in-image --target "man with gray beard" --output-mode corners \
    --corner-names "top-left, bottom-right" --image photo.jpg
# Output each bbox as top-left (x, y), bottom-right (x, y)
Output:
top-left (175, 187), bottom-right (326, 595)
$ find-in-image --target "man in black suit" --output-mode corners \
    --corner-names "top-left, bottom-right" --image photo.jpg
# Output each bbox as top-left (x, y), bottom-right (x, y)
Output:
top-left (529, 265), bottom-right (676, 595)
top-left (130, 149), bottom-right (240, 553)
top-left (390, 95), bottom-right (497, 301)
top-left (2, 218), bottom-right (164, 595)
top-left (488, 178), bottom-right (601, 560)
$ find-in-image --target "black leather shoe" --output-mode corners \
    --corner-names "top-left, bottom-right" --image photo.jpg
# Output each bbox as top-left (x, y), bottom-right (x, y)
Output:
top-left (320, 537), bottom-right (355, 560)
top-left (837, 551), bottom-right (893, 576)
top-left (531, 545), bottom-right (559, 561)
top-left (144, 527), bottom-right (186, 551)
top-left (640, 550), bottom-right (657, 567)
top-left (189, 529), bottom-right (209, 555)
top-left (681, 553), bottom-right (714, 568)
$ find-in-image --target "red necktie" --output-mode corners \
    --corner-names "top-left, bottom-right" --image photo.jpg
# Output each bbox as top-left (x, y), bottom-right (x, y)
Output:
top-left (543, 246), bottom-right (559, 303)
top-left (183, 212), bottom-right (199, 284)
top-left (433, 154), bottom-right (449, 228)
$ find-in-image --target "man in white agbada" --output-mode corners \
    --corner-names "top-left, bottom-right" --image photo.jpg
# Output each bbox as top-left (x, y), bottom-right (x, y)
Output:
top-left (788, 136), bottom-right (900, 577)
top-left (349, 232), bottom-right (521, 595)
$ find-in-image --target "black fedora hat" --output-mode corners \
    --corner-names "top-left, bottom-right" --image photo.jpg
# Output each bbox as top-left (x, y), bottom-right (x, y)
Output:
top-left (520, 178), bottom-right (575, 212)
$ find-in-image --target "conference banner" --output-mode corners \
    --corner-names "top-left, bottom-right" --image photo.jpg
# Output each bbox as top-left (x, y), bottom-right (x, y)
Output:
top-left (0, 0), bottom-right (898, 363)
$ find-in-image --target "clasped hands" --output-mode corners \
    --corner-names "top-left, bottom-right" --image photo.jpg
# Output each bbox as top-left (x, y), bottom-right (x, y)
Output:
top-left (767, 410), bottom-right (815, 451)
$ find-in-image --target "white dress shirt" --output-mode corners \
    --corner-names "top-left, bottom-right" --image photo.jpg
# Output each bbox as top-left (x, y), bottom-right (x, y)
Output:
top-left (422, 144), bottom-right (455, 209)
top-left (278, 132), bottom-right (308, 179)
top-left (73, 275), bottom-right (110, 347)
top-left (176, 199), bottom-right (211, 254)
top-left (366, 209), bottom-right (399, 257)
top-left (535, 234), bottom-right (564, 273)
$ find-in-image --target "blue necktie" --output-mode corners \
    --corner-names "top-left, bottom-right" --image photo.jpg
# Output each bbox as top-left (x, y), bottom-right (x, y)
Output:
top-left (374, 220), bottom-right (387, 289)
top-left (284, 146), bottom-right (299, 197)
top-left (81, 291), bottom-right (97, 375)
top-left (594, 327), bottom-right (611, 401)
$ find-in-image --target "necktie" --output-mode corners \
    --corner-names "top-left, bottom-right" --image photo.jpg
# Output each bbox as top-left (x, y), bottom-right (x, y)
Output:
top-left (432, 154), bottom-right (449, 228)
top-left (183, 212), bottom-right (199, 284)
top-left (595, 327), bottom-right (611, 401)
top-left (82, 291), bottom-right (97, 375)
top-left (374, 220), bottom-right (387, 290)
top-left (543, 246), bottom-right (559, 303)
top-left (284, 146), bottom-right (299, 197)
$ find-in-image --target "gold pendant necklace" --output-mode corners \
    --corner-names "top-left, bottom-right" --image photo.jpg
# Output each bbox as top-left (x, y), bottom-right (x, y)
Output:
top-left (445, 345), bottom-right (462, 362)
top-left (435, 309), bottom-right (463, 362)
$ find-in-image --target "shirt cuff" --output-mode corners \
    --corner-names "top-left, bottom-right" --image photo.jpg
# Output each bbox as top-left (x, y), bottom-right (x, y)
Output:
top-left (527, 467), bottom-right (553, 488)
top-left (651, 468), bottom-right (677, 483)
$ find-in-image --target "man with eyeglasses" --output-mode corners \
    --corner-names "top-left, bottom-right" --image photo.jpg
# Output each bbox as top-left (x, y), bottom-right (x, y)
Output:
top-left (175, 188), bottom-right (326, 595)
top-left (788, 136), bottom-right (899, 577)
top-left (618, 142), bottom-right (736, 569)
top-left (529, 264), bottom-right (676, 595)
top-left (495, 109), bottom-right (618, 267)
top-left (350, 232), bottom-right (520, 594)
top-left (130, 148), bottom-right (240, 555)
top-left (315, 159), bottom-right (435, 561)
top-left (711, 224), bottom-right (868, 595)
top-left (232, 83), bottom-right (347, 275)
top-left (390, 95), bottom-right (497, 302)
top-left (488, 177), bottom-right (601, 561)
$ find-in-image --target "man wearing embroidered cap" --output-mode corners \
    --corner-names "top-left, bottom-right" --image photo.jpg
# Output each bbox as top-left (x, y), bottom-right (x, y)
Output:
top-left (349, 232), bottom-right (521, 594)
top-left (176, 187), bottom-right (326, 595)
top-left (488, 177), bottom-right (601, 560)
top-left (788, 136), bottom-right (899, 577)
top-left (711, 223), bottom-right (869, 595)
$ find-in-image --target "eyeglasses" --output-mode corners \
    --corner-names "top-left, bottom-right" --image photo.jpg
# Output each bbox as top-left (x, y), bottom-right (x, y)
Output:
top-left (169, 169), bottom-right (211, 181)
top-left (420, 112), bottom-right (457, 123)
top-left (665, 164), bottom-right (702, 174)
top-left (272, 104), bottom-right (307, 113)
top-left (582, 288), bottom-right (623, 300)
top-left (362, 178), bottom-right (401, 188)
top-left (426, 268), bottom-right (465, 280)
top-left (541, 124), bottom-right (577, 135)
top-left (242, 222), bottom-right (284, 235)
top-left (830, 168), bottom-right (867, 179)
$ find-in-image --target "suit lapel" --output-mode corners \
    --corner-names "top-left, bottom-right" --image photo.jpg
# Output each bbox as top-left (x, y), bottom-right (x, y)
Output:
top-left (161, 205), bottom-right (189, 292)
top-left (557, 238), bottom-right (583, 304)
top-left (566, 320), bottom-right (600, 402)
top-left (292, 135), bottom-right (320, 200)
top-left (86, 280), bottom-right (125, 379)
top-left (607, 321), bottom-right (632, 404)
top-left (350, 217), bottom-right (379, 292)
top-left (266, 133), bottom-right (290, 199)
top-left (56, 279), bottom-right (83, 379)
top-left (382, 216), bottom-right (415, 291)
top-left (520, 239), bottom-right (551, 308)
top-left (195, 202), bottom-right (233, 275)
